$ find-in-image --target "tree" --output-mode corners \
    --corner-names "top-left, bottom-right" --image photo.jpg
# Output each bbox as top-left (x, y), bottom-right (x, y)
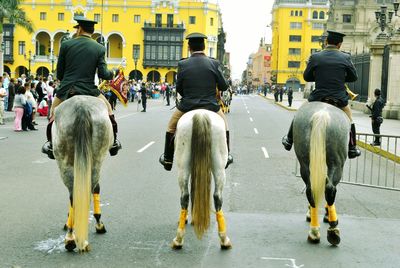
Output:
top-left (0, 0), bottom-right (34, 75)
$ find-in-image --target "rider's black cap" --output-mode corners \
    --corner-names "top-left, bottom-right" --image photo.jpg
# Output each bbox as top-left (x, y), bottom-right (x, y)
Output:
top-left (327, 30), bottom-right (346, 43)
top-left (73, 15), bottom-right (98, 29)
top-left (186, 32), bottom-right (207, 45)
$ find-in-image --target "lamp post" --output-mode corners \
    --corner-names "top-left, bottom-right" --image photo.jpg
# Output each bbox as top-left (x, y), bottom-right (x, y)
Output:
top-left (24, 50), bottom-right (36, 77)
top-left (133, 44), bottom-right (140, 81)
top-left (374, 2), bottom-right (399, 35)
top-left (48, 50), bottom-right (55, 76)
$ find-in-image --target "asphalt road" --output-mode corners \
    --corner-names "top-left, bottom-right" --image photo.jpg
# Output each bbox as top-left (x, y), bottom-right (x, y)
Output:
top-left (0, 95), bottom-right (399, 268)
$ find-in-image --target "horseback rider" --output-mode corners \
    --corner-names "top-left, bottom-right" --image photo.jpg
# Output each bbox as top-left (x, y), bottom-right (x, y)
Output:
top-left (282, 30), bottom-right (361, 159)
top-left (159, 32), bottom-right (233, 171)
top-left (41, 16), bottom-right (122, 159)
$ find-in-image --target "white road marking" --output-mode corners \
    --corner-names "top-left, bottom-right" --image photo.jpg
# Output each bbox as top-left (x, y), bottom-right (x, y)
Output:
top-left (0, 136), bottom-right (7, 140)
top-left (249, 117), bottom-right (253, 122)
top-left (247, 110), bottom-right (250, 114)
top-left (261, 257), bottom-right (304, 268)
top-left (137, 141), bottom-right (155, 153)
top-left (254, 128), bottom-right (258, 134)
top-left (116, 112), bottom-right (139, 120)
top-left (261, 147), bottom-right (269, 158)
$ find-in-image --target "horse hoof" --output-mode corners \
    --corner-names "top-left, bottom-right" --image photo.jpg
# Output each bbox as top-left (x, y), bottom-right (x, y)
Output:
top-left (63, 224), bottom-right (68, 231)
top-left (323, 215), bottom-right (329, 223)
top-left (306, 215), bottom-right (311, 222)
top-left (327, 228), bottom-right (341, 246)
top-left (95, 223), bottom-right (107, 234)
top-left (307, 235), bottom-right (320, 244)
top-left (78, 244), bottom-right (91, 253)
top-left (65, 240), bottom-right (76, 252)
top-left (220, 242), bottom-right (232, 250)
top-left (307, 228), bottom-right (320, 244)
top-left (171, 239), bottom-right (183, 250)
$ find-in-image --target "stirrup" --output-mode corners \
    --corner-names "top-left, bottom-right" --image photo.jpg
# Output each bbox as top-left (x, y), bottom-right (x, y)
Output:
top-left (348, 147), bottom-right (361, 159)
top-left (282, 136), bottom-right (293, 151)
top-left (109, 139), bottom-right (122, 156)
top-left (225, 154), bottom-right (233, 169)
top-left (41, 141), bottom-right (55, 160)
top-left (159, 154), bottom-right (173, 171)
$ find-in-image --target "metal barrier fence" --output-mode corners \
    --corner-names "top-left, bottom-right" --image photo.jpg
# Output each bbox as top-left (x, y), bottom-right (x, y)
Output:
top-left (294, 133), bottom-right (400, 191)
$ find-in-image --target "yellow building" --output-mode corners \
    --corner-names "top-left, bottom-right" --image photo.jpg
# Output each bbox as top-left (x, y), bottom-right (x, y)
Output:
top-left (271, 0), bottom-right (329, 89)
top-left (3, 0), bottom-right (224, 83)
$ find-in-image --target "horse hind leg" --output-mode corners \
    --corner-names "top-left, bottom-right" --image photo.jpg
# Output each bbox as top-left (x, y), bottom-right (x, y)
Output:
top-left (64, 197), bottom-right (77, 252)
top-left (171, 170), bottom-right (190, 250)
top-left (213, 169), bottom-right (232, 250)
top-left (325, 169), bottom-right (341, 246)
top-left (93, 184), bottom-right (107, 234)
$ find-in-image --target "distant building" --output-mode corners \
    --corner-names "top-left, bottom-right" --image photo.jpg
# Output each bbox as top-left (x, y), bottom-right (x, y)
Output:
top-left (250, 38), bottom-right (272, 88)
top-left (271, 0), bottom-right (329, 89)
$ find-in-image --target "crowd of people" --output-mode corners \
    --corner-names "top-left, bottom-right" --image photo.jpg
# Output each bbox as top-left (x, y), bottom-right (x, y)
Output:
top-left (0, 73), bottom-right (58, 131)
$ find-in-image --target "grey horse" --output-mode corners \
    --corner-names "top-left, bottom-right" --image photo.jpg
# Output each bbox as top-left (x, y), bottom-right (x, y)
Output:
top-left (53, 96), bottom-right (113, 252)
top-left (293, 102), bottom-right (349, 245)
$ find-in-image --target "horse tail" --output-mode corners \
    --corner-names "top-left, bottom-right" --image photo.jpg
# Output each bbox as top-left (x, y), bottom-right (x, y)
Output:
top-left (309, 110), bottom-right (330, 208)
top-left (73, 107), bottom-right (93, 251)
top-left (190, 113), bottom-right (212, 239)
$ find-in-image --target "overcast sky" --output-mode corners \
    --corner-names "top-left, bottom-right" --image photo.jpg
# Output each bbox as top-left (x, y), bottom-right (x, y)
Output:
top-left (217, 0), bottom-right (273, 80)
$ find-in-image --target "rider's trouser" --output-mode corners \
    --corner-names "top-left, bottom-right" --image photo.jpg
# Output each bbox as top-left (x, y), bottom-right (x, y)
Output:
top-left (167, 108), bottom-right (228, 133)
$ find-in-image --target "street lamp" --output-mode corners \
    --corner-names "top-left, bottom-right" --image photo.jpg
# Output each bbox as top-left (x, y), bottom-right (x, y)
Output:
top-left (48, 51), bottom-right (55, 76)
top-left (133, 44), bottom-right (140, 81)
top-left (375, 4), bottom-right (396, 34)
top-left (24, 50), bottom-right (36, 77)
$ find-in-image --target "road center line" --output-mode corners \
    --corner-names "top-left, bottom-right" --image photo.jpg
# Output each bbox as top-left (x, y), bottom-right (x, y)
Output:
top-left (249, 117), bottom-right (253, 122)
top-left (261, 147), bottom-right (270, 158)
top-left (247, 110), bottom-right (250, 114)
top-left (254, 128), bottom-right (259, 134)
top-left (137, 141), bottom-right (155, 153)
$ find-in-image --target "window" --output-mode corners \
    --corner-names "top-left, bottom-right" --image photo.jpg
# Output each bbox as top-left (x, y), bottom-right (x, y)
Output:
top-left (4, 40), bottom-right (11, 55)
top-left (288, 61), bottom-right (301, 68)
top-left (289, 35), bottom-right (301, 42)
top-left (167, 14), bottom-right (174, 27)
top-left (134, 15), bottom-right (141, 23)
top-left (312, 23), bottom-right (324, 29)
top-left (295, 10), bottom-right (298, 16)
top-left (40, 12), bottom-right (46, 20)
top-left (312, 11), bottom-right (318, 19)
top-left (311, 48), bottom-right (319, 54)
top-left (94, 13), bottom-right (101, 22)
top-left (18, 41), bottom-right (25, 55)
top-left (58, 13), bottom-right (64, 21)
top-left (209, 47), bottom-right (214, 58)
top-left (343, 14), bottom-right (352, 23)
top-left (311, 35), bottom-right (321, 42)
top-left (156, 14), bottom-right (162, 27)
top-left (319, 11), bottom-right (325, 19)
top-left (299, 11), bottom-right (303, 16)
top-left (289, 48), bottom-right (301, 55)
top-left (189, 16), bottom-right (196, 24)
top-left (210, 17), bottom-right (214, 26)
top-left (133, 44), bottom-right (140, 60)
top-left (112, 14), bottom-right (119, 22)
top-left (290, 22), bottom-right (302, 29)
top-left (291, 10), bottom-right (294, 16)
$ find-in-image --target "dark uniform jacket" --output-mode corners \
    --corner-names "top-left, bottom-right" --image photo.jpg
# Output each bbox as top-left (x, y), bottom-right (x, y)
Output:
top-left (304, 45), bottom-right (358, 107)
top-left (56, 35), bottom-right (114, 100)
top-left (368, 96), bottom-right (385, 119)
top-left (176, 52), bottom-right (229, 112)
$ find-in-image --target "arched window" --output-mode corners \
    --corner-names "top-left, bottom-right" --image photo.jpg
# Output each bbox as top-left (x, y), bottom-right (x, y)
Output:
top-left (295, 10), bottom-right (298, 16)
top-left (299, 11), bottom-right (303, 16)
top-left (319, 11), bottom-right (325, 19)
top-left (312, 11), bottom-right (318, 19)
top-left (291, 10), bottom-right (294, 16)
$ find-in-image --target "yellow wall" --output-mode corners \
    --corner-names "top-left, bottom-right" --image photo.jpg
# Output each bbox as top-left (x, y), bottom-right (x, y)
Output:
top-left (271, 5), bottom-right (328, 87)
top-left (6, 0), bottom-right (221, 83)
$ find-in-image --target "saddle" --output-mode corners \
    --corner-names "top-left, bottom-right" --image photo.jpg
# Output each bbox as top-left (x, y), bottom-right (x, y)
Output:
top-left (320, 97), bottom-right (345, 108)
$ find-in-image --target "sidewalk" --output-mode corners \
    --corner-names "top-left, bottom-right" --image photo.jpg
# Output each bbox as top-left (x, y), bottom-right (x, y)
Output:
top-left (259, 92), bottom-right (400, 162)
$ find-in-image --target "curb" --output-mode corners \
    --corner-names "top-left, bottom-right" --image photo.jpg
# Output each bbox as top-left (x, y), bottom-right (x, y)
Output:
top-left (258, 94), bottom-right (298, 111)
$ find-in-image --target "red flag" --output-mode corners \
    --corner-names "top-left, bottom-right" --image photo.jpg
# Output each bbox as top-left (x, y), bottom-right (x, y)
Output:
top-left (109, 70), bottom-right (128, 106)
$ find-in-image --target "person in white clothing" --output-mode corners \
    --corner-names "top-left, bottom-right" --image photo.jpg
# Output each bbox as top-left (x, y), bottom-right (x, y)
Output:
top-left (0, 79), bottom-right (7, 125)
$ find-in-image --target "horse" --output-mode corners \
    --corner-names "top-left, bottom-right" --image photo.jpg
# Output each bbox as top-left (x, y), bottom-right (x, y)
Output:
top-left (293, 102), bottom-right (350, 245)
top-left (171, 109), bottom-right (232, 250)
top-left (53, 95), bottom-right (114, 252)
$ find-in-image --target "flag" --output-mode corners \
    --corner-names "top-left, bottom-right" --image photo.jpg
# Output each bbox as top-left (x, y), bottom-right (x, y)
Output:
top-left (109, 70), bottom-right (128, 106)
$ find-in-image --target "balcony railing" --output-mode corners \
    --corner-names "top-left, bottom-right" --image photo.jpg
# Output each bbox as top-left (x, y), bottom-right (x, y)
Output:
top-left (143, 22), bottom-right (184, 29)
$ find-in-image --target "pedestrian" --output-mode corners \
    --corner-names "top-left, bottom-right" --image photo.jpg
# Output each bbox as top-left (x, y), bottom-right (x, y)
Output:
top-left (0, 77), bottom-right (6, 125)
top-left (287, 87), bottom-right (293, 107)
top-left (3, 72), bottom-right (10, 109)
top-left (7, 78), bottom-right (16, 111)
top-left (159, 32), bottom-right (233, 171)
top-left (282, 30), bottom-right (361, 159)
top-left (46, 81), bottom-right (55, 120)
top-left (165, 82), bottom-right (171, 106)
top-left (140, 82), bottom-right (147, 112)
top-left (41, 15), bottom-right (121, 159)
top-left (23, 82), bottom-right (38, 131)
top-left (274, 86), bottom-right (279, 102)
top-left (279, 86), bottom-right (283, 102)
top-left (13, 85), bottom-right (26, 131)
top-left (366, 88), bottom-right (385, 146)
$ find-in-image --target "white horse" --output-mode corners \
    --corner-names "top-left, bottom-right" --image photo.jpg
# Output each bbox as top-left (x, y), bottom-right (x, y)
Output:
top-left (171, 109), bottom-right (232, 250)
top-left (53, 96), bottom-right (113, 252)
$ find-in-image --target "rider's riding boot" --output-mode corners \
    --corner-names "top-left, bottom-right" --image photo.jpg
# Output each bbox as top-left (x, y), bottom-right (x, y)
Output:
top-left (159, 132), bottom-right (175, 171)
top-left (348, 123), bottom-right (361, 159)
top-left (41, 120), bottom-right (55, 160)
top-left (225, 131), bottom-right (233, 169)
top-left (282, 121), bottom-right (294, 151)
top-left (109, 114), bottom-right (122, 156)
